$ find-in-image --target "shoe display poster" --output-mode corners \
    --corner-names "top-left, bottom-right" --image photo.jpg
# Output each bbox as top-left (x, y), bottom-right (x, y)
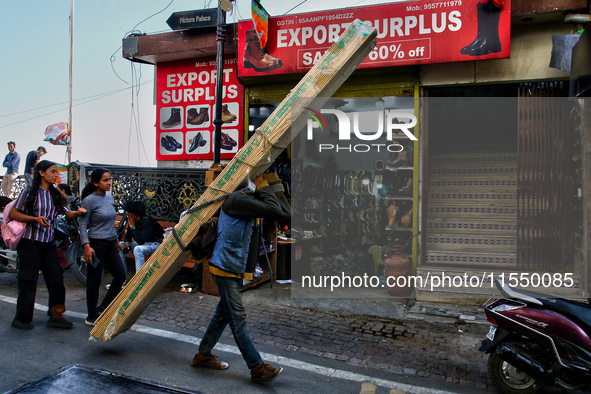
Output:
top-left (155, 57), bottom-right (244, 160)
top-left (238, 0), bottom-right (510, 77)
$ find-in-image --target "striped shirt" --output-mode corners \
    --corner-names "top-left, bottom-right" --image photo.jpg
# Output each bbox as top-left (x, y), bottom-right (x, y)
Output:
top-left (14, 187), bottom-right (66, 243)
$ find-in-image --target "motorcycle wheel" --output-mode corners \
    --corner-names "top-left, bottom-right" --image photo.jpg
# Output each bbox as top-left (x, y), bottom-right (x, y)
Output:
top-left (67, 243), bottom-right (87, 286)
top-left (488, 352), bottom-right (538, 394)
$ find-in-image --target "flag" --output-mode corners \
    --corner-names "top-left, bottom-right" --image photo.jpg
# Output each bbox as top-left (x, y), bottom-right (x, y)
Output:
top-left (252, 0), bottom-right (269, 49)
top-left (55, 164), bottom-right (68, 184)
top-left (44, 122), bottom-right (70, 146)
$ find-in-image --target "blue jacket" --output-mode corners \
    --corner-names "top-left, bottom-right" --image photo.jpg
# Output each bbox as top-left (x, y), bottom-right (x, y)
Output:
top-left (209, 184), bottom-right (290, 275)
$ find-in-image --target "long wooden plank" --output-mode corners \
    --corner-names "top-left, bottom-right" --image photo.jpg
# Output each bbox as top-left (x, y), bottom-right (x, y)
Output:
top-left (91, 19), bottom-right (377, 341)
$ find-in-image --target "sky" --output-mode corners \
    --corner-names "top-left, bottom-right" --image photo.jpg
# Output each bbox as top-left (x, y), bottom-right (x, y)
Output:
top-left (0, 0), bottom-right (394, 168)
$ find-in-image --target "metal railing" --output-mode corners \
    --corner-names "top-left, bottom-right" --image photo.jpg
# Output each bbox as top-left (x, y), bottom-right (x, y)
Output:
top-left (69, 163), bottom-right (207, 222)
top-left (0, 175), bottom-right (26, 200)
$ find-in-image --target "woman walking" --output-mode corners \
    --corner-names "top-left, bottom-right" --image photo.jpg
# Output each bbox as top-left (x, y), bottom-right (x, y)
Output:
top-left (10, 160), bottom-right (86, 330)
top-left (79, 168), bottom-right (127, 326)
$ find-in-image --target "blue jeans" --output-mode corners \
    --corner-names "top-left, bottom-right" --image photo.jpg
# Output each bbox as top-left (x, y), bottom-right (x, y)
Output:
top-left (198, 275), bottom-right (262, 369)
top-left (132, 242), bottom-right (160, 272)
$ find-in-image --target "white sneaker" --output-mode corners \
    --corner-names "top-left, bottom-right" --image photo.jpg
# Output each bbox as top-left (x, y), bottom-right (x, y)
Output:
top-left (105, 281), bottom-right (126, 290)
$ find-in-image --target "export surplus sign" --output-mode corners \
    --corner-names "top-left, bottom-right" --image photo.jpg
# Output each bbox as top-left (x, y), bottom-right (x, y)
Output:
top-left (238, 0), bottom-right (511, 77)
top-left (155, 57), bottom-right (244, 161)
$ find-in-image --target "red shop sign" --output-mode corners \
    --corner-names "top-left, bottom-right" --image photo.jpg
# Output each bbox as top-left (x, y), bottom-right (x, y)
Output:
top-left (156, 57), bottom-right (244, 161)
top-left (238, 0), bottom-right (511, 77)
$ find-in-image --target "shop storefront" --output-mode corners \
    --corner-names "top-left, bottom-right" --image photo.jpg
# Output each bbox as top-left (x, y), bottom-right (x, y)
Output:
top-left (123, 0), bottom-right (589, 300)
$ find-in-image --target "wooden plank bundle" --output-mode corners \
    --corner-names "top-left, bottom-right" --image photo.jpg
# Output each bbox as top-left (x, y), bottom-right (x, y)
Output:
top-left (90, 19), bottom-right (378, 342)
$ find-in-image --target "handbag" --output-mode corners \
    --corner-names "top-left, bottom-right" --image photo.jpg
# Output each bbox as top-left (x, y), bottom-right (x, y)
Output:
top-left (1, 200), bottom-right (27, 250)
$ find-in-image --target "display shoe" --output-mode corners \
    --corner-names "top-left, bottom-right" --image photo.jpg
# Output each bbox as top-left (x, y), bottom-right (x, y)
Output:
top-left (362, 171), bottom-right (373, 195)
top-left (340, 235), bottom-right (348, 250)
top-left (387, 148), bottom-right (409, 167)
top-left (397, 177), bottom-right (413, 196)
top-left (401, 208), bottom-right (413, 227)
top-left (162, 108), bottom-right (181, 128)
top-left (386, 202), bottom-right (398, 229)
top-left (349, 171), bottom-right (357, 195)
top-left (187, 108), bottom-right (199, 124)
top-left (189, 132), bottom-right (207, 152)
top-left (220, 138), bottom-right (233, 150)
top-left (221, 104), bottom-right (237, 123)
top-left (386, 180), bottom-right (398, 197)
top-left (161, 136), bottom-right (176, 152)
top-left (347, 211), bottom-right (356, 222)
top-left (340, 223), bottom-right (349, 236)
top-left (318, 225), bottom-right (328, 237)
top-left (460, 0), bottom-right (502, 56)
top-left (166, 135), bottom-right (182, 149)
top-left (244, 29), bottom-right (284, 72)
top-left (188, 108), bottom-right (209, 126)
top-left (353, 171), bottom-right (363, 195)
top-left (221, 132), bottom-right (237, 146)
top-left (311, 245), bottom-right (323, 254)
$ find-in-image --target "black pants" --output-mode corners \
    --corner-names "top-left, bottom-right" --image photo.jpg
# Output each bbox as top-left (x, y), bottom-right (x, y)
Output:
top-left (15, 238), bottom-right (65, 323)
top-left (86, 238), bottom-right (126, 320)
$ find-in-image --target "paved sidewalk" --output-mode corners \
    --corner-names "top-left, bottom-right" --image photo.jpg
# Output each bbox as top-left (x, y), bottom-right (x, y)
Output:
top-left (140, 281), bottom-right (494, 391)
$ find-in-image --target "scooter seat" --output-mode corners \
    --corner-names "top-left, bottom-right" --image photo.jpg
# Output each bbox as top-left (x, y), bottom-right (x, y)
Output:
top-left (496, 279), bottom-right (591, 334)
top-left (539, 298), bottom-right (591, 334)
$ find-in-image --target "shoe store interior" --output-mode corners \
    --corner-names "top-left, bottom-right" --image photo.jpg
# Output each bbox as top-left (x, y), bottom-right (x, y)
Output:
top-left (249, 96), bottom-right (418, 297)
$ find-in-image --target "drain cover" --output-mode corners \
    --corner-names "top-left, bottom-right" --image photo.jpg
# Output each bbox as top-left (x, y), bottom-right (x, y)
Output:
top-left (5, 365), bottom-right (203, 394)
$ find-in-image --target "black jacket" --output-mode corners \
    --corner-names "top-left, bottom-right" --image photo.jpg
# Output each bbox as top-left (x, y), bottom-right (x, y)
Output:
top-left (124, 215), bottom-right (164, 245)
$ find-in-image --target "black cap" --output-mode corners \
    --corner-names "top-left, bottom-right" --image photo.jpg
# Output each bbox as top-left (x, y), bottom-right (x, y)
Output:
top-left (38, 146), bottom-right (47, 154)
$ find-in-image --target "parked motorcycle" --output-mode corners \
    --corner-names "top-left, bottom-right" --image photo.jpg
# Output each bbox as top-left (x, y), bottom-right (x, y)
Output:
top-left (480, 279), bottom-right (591, 393)
top-left (59, 198), bottom-right (87, 286)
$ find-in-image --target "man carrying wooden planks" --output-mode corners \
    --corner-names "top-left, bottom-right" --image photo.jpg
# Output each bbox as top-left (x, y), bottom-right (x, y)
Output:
top-left (191, 173), bottom-right (291, 383)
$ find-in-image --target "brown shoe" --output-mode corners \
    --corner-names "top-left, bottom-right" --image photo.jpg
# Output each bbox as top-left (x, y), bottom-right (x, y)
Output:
top-left (188, 108), bottom-right (209, 126)
top-left (191, 353), bottom-right (229, 370)
top-left (244, 29), bottom-right (283, 72)
top-left (221, 104), bottom-right (237, 123)
top-left (251, 362), bottom-right (283, 383)
top-left (187, 108), bottom-right (199, 123)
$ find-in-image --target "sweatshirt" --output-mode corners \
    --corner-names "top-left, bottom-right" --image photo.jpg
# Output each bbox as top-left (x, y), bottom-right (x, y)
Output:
top-left (79, 192), bottom-right (118, 245)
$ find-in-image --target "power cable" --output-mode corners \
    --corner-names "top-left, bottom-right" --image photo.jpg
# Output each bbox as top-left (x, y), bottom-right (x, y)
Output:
top-left (130, 0), bottom-right (174, 33)
top-left (283, 0), bottom-right (308, 15)
top-left (0, 84), bottom-right (149, 118)
top-left (0, 81), bottom-right (152, 130)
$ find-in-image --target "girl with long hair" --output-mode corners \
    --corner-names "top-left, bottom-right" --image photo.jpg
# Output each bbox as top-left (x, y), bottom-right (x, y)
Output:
top-left (10, 160), bottom-right (86, 330)
top-left (79, 168), bottom-right (126, 326)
